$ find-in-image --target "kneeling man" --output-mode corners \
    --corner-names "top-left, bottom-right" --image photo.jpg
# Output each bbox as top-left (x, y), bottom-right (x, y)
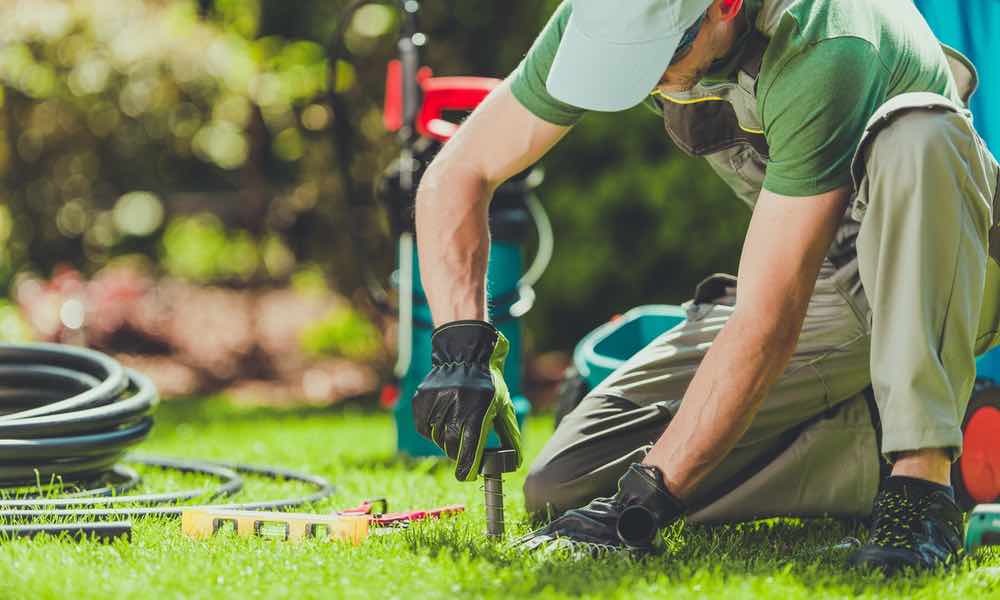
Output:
top-left (411, 0), bottom-right (1000, 573)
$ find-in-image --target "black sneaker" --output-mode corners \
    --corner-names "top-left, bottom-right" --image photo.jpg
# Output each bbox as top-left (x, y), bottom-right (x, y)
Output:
top-left (848, 476), bottom-right (964, 575)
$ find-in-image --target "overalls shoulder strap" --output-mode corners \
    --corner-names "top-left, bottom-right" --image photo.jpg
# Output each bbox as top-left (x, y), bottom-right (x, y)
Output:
top-left (942, 44), bottom-right (978, 105)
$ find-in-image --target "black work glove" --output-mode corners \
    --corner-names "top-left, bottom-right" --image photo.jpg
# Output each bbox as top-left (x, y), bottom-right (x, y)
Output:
top-left (514, 463), bottom-right (684, 555)
top-left (412, 320), bottom-right (522, 481)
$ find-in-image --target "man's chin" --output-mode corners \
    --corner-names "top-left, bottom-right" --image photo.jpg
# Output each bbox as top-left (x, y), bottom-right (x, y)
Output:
top-left (658, 67), bottom-right (710, 93)
top-left (659, 79), bottom-right (699, 93)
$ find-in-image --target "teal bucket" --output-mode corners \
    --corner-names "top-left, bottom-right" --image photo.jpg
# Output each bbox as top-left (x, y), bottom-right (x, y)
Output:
top-left (573, 305), bottom-right (687, 390)
top-left (978, 347), bottom-right (1000, 384)
top-left (394, 239), bottom-right (531, 457)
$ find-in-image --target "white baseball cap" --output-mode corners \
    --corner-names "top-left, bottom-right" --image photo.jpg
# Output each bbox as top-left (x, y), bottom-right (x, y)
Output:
top-left (546, 0), bottom-right (713, 111)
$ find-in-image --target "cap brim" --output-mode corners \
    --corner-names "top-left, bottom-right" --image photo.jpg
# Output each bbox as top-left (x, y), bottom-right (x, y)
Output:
top-left (546, 16), bottom-right (683, 112)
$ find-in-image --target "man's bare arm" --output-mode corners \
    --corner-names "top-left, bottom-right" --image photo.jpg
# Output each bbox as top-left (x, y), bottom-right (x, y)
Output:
top-left (644, 186), bottom-right (852, 498)
top-left (415, 80), bottom-right (571, 325)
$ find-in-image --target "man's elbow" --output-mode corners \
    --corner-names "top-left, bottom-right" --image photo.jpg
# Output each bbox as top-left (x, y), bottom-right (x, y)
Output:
top-left (416, 157), bottom-right (449, 201)
top-left (418, 155), bottom-right (489, 204)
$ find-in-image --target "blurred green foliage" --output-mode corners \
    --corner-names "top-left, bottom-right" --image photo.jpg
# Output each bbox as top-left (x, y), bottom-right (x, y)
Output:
top-left (0, 0), bottom-right (373, 291)
top-left (0, 300), bottom-right (33, 342)
top-left (0, 0), bottom-right (750, 352)
top-left (161, 213), bottom-right (268, 282)
top-left (300, 306), bottom-right (382, 361)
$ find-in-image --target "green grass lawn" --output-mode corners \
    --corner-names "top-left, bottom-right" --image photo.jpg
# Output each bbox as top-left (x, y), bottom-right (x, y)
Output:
top-left (1, 398), bottom-right (998, 600)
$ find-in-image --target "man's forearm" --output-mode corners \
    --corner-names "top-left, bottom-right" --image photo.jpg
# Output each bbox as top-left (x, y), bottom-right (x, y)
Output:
top-left (643, 309), bottom-right (802, 498)
top-left (414, 162), bottom-right (493, 324)
top-left (410, 81), bottom-right (570, 326)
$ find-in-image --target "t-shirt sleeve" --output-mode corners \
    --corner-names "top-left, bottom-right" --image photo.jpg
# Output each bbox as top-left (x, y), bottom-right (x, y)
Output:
top-left (760, 37), bottom-right (890, 197)
top-left (509, 1), bottom-right (588, 127)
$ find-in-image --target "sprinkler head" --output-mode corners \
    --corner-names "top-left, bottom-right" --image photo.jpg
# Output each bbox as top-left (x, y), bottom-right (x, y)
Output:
top-left (480, 449), bottom-right (517, 538)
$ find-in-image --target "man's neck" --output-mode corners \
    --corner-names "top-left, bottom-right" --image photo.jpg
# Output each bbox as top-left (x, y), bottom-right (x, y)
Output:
top-left (701, 2), bottom-right (758, 83)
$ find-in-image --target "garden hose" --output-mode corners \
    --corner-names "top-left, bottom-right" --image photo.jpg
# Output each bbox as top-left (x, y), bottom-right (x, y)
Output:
top-left (0, 343), bottom-right (336, 540)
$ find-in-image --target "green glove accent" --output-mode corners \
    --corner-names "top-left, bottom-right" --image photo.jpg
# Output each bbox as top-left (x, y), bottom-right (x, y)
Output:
top-left (412, 320), bottom-right (523, 481)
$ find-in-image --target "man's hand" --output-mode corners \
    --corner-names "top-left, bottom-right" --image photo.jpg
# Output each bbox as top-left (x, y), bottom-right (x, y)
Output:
top-left (413, 320), bottom-right (522, 481)
top-left (515, 464), bottom-right (684, 555)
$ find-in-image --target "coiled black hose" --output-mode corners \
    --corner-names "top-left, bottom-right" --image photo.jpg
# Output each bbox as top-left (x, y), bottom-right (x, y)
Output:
top-left (0, 343), bottom-right (336, 539)
top-left (0, 343), bottom-right (157, 485)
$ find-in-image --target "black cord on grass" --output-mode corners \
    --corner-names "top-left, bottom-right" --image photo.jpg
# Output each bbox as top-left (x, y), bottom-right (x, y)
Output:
top-left (0, 344), bottom-right (335, 539)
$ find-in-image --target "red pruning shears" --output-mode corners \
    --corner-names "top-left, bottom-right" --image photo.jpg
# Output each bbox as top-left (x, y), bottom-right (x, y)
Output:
top-left (337, 499), bottom-right (465, 528)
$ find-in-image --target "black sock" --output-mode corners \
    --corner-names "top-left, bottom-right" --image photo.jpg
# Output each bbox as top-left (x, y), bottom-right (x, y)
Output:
top-left (883, 475), bottom-right (954, 500)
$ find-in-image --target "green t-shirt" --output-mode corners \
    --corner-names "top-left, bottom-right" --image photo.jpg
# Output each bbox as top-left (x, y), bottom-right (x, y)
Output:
top-left (510, 0), bottom-right (961, 197)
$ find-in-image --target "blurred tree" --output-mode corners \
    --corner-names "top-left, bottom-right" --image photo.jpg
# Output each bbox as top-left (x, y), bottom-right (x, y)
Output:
top-left (0, 0), bottom-right (750, 352)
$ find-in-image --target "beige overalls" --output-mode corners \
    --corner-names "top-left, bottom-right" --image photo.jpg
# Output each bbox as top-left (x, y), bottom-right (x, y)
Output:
top-left (524, 6), bottom-right (1000, 522)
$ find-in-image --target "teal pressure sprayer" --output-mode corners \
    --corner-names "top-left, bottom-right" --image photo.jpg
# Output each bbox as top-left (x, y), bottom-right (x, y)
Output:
top-left (379, 2), bottom-right (548, 456)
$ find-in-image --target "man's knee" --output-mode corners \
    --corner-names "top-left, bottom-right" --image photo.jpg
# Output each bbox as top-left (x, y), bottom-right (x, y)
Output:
top-left (858, 107), bottom-right (991, 233)
top-left (523, 450), bottom-right (648, 519)
top-left (523, 460), bottom-right (576, 519)
top-left (522, 465), bottom-right (550, 518)
top-left (866, 108), bottom-right (967, 180)
top-left (522, 393), bottom-right (668, 518)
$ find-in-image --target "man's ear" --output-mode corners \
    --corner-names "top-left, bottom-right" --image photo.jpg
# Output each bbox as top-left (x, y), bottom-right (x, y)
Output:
top-left (717, 0), bottom-right (744, 22)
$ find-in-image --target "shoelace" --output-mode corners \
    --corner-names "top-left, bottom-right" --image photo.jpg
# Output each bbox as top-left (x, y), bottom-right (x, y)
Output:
top-left (868, 490), bottom-right (939, 549)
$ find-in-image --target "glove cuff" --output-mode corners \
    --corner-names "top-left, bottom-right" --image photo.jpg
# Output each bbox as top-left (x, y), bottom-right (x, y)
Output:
top-left (430, 320), bottom-right (501, 365)
top-left (615, 463), bottom-right (685, 547)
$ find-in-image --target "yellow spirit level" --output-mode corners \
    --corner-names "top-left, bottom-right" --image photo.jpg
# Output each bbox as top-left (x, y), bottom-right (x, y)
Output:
top-left (181, 508), bottom-right (369, 544)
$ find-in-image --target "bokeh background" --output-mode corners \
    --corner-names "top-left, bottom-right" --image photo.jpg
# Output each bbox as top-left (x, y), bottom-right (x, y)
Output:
top-left (3, 0), bottom-right (993, 409)
top-left (0, 0), bottom-right (746, 407)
